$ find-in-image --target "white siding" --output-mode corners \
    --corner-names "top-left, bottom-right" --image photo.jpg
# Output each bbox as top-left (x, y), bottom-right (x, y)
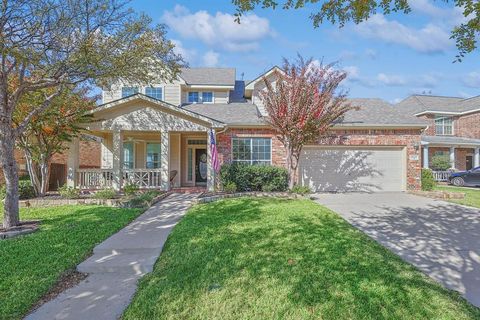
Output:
top-left (102, 81), bottom-right (182, 105)
top-left (252, 73), bottom-right (277, 116)
top-left (181, 89), bottom-right (230, 104)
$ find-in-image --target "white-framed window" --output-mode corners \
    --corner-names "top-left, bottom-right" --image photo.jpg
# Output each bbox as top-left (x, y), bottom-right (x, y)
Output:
top-left (145, 87), bottom-right (163, 100)
top-left (435, 116), bottom-right (453, 135)
top-left (188, 91), bottom-right (214, 103)
top-left (123, 142), bottom-right (135, 169)
top-left (121, 87), bottom-right (139, 98)
top-left (202, 91), bottom-right (213, 103)
top-left (146, 143), bottom-right (161, 169)
top-left (232, 138), bottom-right (271, 165)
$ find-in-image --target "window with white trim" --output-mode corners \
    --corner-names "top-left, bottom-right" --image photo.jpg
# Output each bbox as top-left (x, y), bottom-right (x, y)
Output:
top-left (202, 92), bottom-right (213, 103)
top-left (123, 142), bottom-right (134, 169)
top-left (146, 143), bottom-right (161, 169)
top-left (435, 116), bottom-right (453, 135)
top-left (145, 87), bottom-right (162, 100)
top-left (121, 87), bottom-right (139, 98)
top-left (232, 138), bottom-right (271, 165)
top-left (188, 92), bottom-right (199, 103)
top-left (188, 91), bottom-right (213, 103)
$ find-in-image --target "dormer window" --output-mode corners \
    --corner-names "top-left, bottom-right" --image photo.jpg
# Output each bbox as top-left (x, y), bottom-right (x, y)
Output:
top-left (121, 87), bottom-right (139, 98)
top-left (188, 91), bottom-right (214, 103)
top-left (145, 87), bottom-right (163, 100)
top-left (435, 116), bottom-right (453, 135)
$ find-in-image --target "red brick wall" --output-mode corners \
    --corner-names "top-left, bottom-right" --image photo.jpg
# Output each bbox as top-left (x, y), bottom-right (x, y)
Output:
top-left (419, 112), bottom-right (480, 139)
top-left (217, 127), bottom-right (422, 190)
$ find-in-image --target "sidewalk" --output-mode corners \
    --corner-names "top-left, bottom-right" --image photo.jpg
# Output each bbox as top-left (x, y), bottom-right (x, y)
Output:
top-left (26, 193), bottom-right (199, 320)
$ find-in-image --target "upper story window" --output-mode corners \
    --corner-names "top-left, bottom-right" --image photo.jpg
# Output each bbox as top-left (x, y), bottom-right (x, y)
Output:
top-left (121, 87), bottom-right (139, 98)
top-left (188, 91), bottom-right (214, 103)
top-left (145, 87), bottom-right (163, 100)
top-left (202, 92), bottom-right (213, 103)
top-left (232, 138), bottom-right (271, 165)
top-left (188, 92), bottom-right (199, 103)
top-left (435, 116), bottom-right (453, 135)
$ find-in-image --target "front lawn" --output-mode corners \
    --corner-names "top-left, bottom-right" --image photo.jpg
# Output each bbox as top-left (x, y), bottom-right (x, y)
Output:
top-left (435, 185), bottom-right (480, 208)
top-left (123, 198), bottom-right (479, 320)
top-left (0, 205), bottom-right (142, 319)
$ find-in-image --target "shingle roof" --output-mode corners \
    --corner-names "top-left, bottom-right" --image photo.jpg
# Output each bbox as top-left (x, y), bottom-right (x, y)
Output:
top-left (396, 94), bottom-right (480, 114)
top-left (181, 103), bottom-right (264, 125)
top-left (180, 68), bottom-right (235, 86)
top-left (340, 98), bottom-right (427, 126)
top-left (422, 135), bottom-right (480, 145)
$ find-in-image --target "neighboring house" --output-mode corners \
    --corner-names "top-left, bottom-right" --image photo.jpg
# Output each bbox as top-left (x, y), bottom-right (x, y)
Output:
top-left (65, 66), bottom-right (427, 193)
top-left (396, 95), bottom-right (480, 173)
top-left (0, 139), bottom-right (101, 190)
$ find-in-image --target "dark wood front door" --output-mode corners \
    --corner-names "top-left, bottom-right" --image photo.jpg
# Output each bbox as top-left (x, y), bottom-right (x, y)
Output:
top-left (467, 156), bottom-right (473, 170)
top-left (195, 148), bottom-right (207, 184)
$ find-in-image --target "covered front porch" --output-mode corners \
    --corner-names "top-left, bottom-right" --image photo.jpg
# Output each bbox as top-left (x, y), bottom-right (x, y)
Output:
top-left (421, 135), bottom-right (480, 181)
top-left (65, 94), bottom-right (224, 191)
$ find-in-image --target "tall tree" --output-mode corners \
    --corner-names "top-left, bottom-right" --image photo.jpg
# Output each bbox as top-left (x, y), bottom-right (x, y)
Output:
top-left (260, 56), bottom-right (352, 189)
top-left (233, 0), bottom-right (479, 60)
top-left (0, 0), bottom-right (184, 228)
top-left (15, 87), bottom-right (95, 196)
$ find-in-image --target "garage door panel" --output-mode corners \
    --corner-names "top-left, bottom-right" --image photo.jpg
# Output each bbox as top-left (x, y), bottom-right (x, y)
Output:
top-left (299, 147), bottom-right (405, 192)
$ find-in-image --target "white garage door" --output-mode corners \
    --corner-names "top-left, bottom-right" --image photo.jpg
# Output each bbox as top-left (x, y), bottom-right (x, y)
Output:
top-left (299, 146), bottom-right (406, 192)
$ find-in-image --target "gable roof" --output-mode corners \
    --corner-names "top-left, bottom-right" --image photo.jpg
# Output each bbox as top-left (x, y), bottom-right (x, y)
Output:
top-left (245, 66), bottom-right (282, 90)
top-left (92, 93), bottom-right (225, 127)
top-left (340, 98), bottom-right (427, 127)
top-left (396, 94), bottom-right (480, 115)
top-left (179, 68), bottom-right (235, 86)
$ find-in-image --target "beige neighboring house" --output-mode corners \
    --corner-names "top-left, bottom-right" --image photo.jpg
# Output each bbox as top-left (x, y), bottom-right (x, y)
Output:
top-left (66, 67), bottom-right (429, 193)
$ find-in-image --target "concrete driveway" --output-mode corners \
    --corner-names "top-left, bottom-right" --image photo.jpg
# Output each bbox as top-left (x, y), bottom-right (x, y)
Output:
top-left (312, 192), bottom-right (480, 307)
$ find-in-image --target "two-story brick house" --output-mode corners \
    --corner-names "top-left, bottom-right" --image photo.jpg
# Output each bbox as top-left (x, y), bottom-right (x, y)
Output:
top-left (64, 66), bottom-right (428, 193)
top-left (396, 95), bottom-right (480, 174)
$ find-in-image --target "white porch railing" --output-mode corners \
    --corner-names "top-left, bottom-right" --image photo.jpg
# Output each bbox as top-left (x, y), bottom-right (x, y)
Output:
top-left (123, 169), bottom-right (162, 189)
top-left (77, 169), bottom-right (114, 189)
top-left (432, 170), bottom-right (452, 182)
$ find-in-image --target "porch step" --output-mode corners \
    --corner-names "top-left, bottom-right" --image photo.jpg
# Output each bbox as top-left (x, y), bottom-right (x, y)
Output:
top-left (172, 187), bottom-right (206, 194)
top-left (77, 251), bottom-right (158, 275)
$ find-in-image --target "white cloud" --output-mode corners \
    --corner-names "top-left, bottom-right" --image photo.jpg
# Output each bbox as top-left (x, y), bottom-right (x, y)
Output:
top-left (354, 14), bottom-right (453, 53)
top-left (171, 39), bottom-right (196, 63)
top-left (162, 5), bottom-right (272, 52)
top-left (418, 73), bottom-right (440, 88)
top-left (462, 71), bottom-right (480, 88)
top-left (458, 91), bottom-right (474, 98)
top-left (410, 0), bottom-right (467, 26)
top-left (365, 49), bottom-right (377, 60)
top-left (343, 66), bottom-right (360, 81)
top-left (377, 73), bottom-right (406, 86)
top-left (202, 50), bottom-right (219, 67)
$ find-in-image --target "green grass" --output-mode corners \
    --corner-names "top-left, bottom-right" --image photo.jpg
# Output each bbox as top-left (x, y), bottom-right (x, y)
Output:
top-left (123, 198), bottom-right (480, 320)
top-left (435, 185), bottom-right (480, 208)
top-left (0, 205), bottom-right (142, 319)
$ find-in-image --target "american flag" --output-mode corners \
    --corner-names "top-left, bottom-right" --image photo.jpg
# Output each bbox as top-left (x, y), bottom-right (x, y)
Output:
top-left (209, 129), bottom-right (220, 172)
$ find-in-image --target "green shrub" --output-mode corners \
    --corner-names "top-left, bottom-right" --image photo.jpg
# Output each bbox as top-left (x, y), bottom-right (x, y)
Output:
top-left (290, 185), bottom-right (311, 195)
top-left (124, 190), bottom-right (162, 208)
top-left (0, 181), bottom-right (35, 200)
top-left (93, 188), bottom-right (117, 199)
top-left (431, 155), bottom-right (451, 171)
top-left (58, 185), bottom-right (80, 199)
top-left (421, 169), bottom-right (436, 191)
top-left (223, 182), bottom-right (237, 193)
top-left (123, 183), bottom-right (139, 196)
top-left (220, 163), bottom-right (288, 192)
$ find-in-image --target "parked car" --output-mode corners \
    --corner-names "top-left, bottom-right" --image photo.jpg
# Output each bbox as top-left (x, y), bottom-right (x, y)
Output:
top-left (448, 166), bottom-right (480, 187)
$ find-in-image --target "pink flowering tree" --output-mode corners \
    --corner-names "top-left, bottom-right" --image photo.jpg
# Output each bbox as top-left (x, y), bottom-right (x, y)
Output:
top-left (260, 56), bottom-right (353, 189)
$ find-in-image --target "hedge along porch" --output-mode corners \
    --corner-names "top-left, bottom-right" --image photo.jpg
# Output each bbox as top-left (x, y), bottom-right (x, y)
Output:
top-left (66, 94), bottom-right (224, 191)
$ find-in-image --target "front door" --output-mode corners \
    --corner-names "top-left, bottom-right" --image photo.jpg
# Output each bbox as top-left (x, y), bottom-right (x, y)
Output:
top-left (195, 148), bottom-right (207, 184)
top-left (466, 155), bottom-right (473, 170)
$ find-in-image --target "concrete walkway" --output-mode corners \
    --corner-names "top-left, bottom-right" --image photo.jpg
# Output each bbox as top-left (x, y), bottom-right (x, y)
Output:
top-left (26, 193), bottom-right (199, 320)
top-left (313, 192), bottom-right (480, 307)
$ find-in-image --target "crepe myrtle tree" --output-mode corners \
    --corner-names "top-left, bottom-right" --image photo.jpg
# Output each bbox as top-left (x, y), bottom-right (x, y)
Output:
top-left (233, 0), bottom-right (480, 61)
top-left (0, 0), bottom-right (185, 228)
top-left (259, 56), bottom-right (353, 189)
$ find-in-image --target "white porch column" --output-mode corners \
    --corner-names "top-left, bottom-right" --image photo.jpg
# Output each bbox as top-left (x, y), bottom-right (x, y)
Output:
top-left (449, 146), bottom-right (456, 169)
top-left (474, 147), bottom-right (480, 168)
top-left (207, 129), bottom-right (215, 192)
top-left (423, 145), bottom-right (429, 169)
top-left (66, 138), bottom-right (79, 187)
top-left (112, 130), bottom-right (124, 191)
top-left (160, 130), bottom-right (169, 191)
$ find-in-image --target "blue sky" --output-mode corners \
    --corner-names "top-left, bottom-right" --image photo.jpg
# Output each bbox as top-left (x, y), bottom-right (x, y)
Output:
top-left (131, 0), bottom-right (479, 103)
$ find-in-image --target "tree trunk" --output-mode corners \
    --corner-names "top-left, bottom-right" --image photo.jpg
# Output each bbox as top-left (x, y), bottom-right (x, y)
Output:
top-left (0, 127), bottom-right (20, 228)
top-left (39, 155), bottom-right (51, 196)
top-left (24, 150), bottom-right (42, 196)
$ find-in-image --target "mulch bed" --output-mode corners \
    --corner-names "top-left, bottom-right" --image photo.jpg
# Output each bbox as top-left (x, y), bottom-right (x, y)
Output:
top-left (28, 269), bottom-right (87, 314)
